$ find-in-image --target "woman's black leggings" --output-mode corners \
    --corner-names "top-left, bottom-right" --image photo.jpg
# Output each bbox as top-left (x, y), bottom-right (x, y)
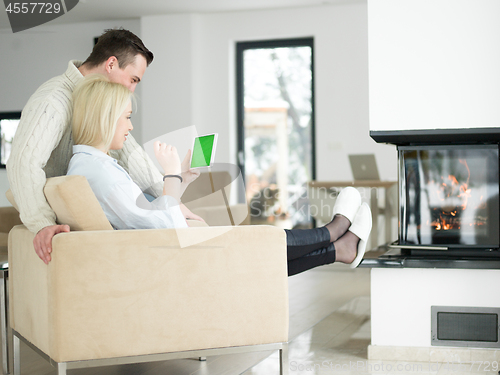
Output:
top-left (285, 227), bottom-right (335, 276)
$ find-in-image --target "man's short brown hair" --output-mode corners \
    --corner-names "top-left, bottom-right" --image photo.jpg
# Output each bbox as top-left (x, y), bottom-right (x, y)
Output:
top-left (83, 28), bottom-right (154, 69)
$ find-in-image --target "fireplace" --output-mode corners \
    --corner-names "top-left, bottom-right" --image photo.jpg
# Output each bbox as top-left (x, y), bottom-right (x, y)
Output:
top-left (400, 145), bottom-right (499, 250)
top-left (371, 129), bottom-right (500, 259)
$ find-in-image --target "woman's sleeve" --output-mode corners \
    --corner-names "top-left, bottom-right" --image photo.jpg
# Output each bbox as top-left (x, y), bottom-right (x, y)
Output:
top-left (110, 134), bottom-right (164, 199)
top-left (100, 181), bottom-right (188, 230)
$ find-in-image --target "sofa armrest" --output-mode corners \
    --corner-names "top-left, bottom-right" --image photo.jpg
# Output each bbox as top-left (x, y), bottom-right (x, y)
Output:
top-left (9, 225), bottom-right (288, 363)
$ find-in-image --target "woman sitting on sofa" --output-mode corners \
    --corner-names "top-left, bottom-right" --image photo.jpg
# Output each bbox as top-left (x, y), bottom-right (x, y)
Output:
top-left (68, 75), bottom-right (372, 276)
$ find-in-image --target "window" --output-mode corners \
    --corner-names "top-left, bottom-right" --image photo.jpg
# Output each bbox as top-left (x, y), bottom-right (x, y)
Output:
top-left (236, 38), bottom-right (315, 228)
top-left (0, 112), bottom-right (21, 167)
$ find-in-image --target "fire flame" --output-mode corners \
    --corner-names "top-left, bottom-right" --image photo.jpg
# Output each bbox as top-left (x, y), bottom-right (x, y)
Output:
top-left (432, 211), bottom-right (459, 231)
top-left (430, 159), bottom-right (474, 231)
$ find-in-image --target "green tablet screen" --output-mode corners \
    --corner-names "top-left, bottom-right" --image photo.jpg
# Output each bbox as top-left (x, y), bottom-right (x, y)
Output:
top-left (191, 134), bottom-right (215, 168)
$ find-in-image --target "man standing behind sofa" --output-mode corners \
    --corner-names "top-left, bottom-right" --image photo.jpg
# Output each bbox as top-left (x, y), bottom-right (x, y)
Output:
top-left (8, 28), bottom-right (166, 264)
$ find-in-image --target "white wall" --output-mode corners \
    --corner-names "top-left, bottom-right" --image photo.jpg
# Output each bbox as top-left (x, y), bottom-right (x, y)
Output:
top-left (367, 0), bottom-right (500, 352)
top-left (371, 268), bottom-right (500, 347)
top-left (141, 2), bottom-right (397, 183)
top-left (1, 2), bottom-right (399, 210)
top-left (0, 19), bottom-right (142, 207)
top-left (368, 0), bottom-right (500, 132)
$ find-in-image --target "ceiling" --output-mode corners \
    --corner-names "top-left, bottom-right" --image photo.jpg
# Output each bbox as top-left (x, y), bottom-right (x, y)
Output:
top-left (1, 0), bottom-right (360, 32)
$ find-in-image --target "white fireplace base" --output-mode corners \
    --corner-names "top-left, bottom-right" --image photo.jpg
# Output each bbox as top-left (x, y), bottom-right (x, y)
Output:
top-left (370, 268), bottom-right (500, 362)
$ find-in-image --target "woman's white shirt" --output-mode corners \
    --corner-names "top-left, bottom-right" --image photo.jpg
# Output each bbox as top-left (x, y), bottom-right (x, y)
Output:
top-left (68, 145), bottom-right (188, 230)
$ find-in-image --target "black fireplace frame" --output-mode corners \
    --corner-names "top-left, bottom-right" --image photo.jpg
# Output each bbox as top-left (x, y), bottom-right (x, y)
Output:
top-left (370, 128), bottom-right (500, 146)
top-left (398, 144), bottom-right (500, 252)
top-left (365, 127), bottom-right (500, 265)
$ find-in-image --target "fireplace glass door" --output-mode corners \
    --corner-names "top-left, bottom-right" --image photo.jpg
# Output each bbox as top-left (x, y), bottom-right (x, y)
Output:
top-left (399, 145), bottom-right (499, 248)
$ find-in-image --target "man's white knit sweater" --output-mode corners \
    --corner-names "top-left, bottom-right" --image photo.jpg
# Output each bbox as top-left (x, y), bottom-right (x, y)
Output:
top-left (7, 60), bottom-right (163, 234)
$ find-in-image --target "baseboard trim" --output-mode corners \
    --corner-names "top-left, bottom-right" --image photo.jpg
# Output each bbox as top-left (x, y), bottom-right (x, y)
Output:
top-left (368, 345), bottom-right (500, 363)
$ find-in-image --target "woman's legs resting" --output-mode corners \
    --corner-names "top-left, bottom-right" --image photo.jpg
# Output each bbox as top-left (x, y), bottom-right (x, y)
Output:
top-left (285, 188), bottom-right (371, 276)
top-left (285, 214), bottom-right (350, 260)
top-left (286, 230), bottom-right (360, 276)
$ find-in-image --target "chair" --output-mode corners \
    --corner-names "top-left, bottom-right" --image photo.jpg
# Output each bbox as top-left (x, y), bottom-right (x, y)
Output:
top-left (182, 170), bottom-right (250, 226)
top-left (8, 175), bottom-right (289, 375)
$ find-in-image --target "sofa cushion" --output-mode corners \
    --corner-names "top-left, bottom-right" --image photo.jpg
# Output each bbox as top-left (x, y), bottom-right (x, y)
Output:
top-left (44, 175), bottom-right (113, 231)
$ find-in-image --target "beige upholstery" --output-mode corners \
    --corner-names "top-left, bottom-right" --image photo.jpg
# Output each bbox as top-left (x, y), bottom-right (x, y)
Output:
top-left (44, 175), bottom-right (113, 231)
top-left (0, 205), bottom-right (22, 248)
top-left (8, 175), bottom-right (288, 367)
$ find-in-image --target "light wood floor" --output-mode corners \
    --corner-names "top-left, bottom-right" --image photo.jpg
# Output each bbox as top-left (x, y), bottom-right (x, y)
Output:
top-left (6, 263), bottom-right (371, 375)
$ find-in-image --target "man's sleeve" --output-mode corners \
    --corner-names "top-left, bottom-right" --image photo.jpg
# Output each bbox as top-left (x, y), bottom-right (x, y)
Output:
top-left (6, 102), bottom-right (67, 234)
top-left (110, 134), bottom-right (164, 198)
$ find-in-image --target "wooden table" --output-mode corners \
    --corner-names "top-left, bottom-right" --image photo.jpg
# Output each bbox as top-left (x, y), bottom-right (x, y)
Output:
top-left (308, 180), bottom-right (397, 250)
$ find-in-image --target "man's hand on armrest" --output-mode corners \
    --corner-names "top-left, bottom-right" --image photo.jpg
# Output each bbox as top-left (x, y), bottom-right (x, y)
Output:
top-left (34, 225), bottom-right (70, 264)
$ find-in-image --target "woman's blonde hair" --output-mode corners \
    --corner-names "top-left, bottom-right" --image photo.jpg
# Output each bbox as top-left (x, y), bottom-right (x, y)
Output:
top-left (72, 74), bottom-right (132, 150)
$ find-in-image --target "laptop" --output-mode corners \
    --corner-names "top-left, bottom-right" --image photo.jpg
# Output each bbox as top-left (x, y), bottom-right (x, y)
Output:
top-left (348, 154), bottom-right (380, 181)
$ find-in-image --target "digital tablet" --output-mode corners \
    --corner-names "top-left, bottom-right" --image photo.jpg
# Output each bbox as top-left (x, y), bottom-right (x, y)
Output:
top-left (190, 133), bottom-right (218, 168)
